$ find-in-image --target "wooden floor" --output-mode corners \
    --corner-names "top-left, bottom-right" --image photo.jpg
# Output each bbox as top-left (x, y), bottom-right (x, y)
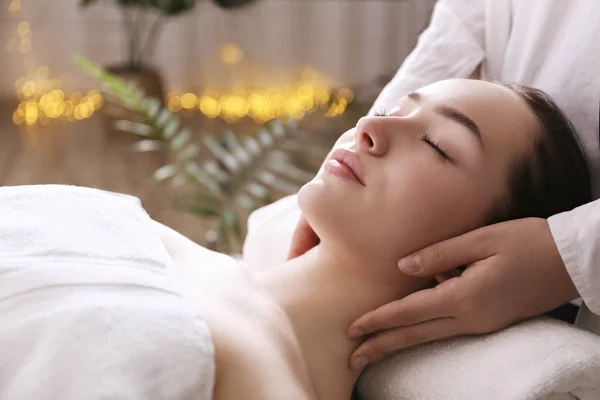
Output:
top-left (0, 99), bottom-right (364, 248)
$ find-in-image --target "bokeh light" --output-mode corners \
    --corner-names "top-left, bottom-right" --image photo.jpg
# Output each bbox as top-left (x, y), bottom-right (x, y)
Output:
top-left (8, 4), bottom-right (348, 127)
top-left (13, 87), bottom-right (103, 126)
top-left (166, 80), bottom-right (352, 122)
top-left (180, 92), bottom-right (198, 109)
top-left (9, 2), bottom-right (102, 127)
top-left (220, 43), bottom-right (244, 65)
top-left (8, 0), bottom-right (21, 13)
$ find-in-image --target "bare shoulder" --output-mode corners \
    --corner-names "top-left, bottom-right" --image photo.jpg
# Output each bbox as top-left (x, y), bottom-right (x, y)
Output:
top-left (152, 221), bottom-right (315, 399)
top-left (153, 220), bottom-right (241, 271)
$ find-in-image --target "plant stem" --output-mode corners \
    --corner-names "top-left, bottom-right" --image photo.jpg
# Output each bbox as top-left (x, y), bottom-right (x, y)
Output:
top-left (138, 13), bottom-right (163, 65)
top-left (130, 7), bottom-right (140, 69)
top-left (121, 7), bottom-right (133, 68)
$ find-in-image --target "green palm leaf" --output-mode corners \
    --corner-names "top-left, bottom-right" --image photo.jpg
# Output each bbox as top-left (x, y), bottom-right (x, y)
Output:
top-left (74, 54), bottom-right (332, 254)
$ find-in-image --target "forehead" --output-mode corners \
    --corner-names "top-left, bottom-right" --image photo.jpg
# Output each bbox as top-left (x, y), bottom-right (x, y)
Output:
top-left (420, 79), bottom-right (540, 154)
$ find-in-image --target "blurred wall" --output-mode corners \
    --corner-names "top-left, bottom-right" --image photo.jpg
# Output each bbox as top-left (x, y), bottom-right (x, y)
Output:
top-left (0, 0), bottom-right (436, 97)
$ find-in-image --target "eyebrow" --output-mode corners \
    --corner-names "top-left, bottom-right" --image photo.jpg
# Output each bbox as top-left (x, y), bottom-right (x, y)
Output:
top-left (408, 91), bottom-right (484, 148)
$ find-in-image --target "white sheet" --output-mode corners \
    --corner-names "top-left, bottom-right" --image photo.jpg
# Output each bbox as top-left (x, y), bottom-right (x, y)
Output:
top-left (0, 185), bottom-right (215, 400)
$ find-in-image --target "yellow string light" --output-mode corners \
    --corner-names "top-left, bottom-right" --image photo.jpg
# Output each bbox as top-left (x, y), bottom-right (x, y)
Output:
top-left (162, 44), bottom-right (352, 123)
top-left (220, 43), bottom-right (244, 65)
top-left (180, 92), bottom-right (197, 109)
top-left (167, 94), bottom-right (182, 112)
top-left (166, 81), bottom-right (352, 122)
top-left (8, 0), bottom-right (21, 13)
top-left (7, 10), bottom-right (348, 127)
top-left (9, 1), bottom-right (102, 127)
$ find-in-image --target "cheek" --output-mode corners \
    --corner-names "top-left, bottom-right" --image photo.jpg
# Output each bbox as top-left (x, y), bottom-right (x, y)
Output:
top-left (297, 156), bottom-right (500, 262)
top-left (369, 165), bottom-right (495, 254)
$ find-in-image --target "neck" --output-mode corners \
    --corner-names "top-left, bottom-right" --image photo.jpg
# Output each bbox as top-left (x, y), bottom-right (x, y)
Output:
top-left (255, 242), bottom-right (428, 398)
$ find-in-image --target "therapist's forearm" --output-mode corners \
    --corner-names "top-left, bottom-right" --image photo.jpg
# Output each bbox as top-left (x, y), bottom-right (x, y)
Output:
top-left (548, 198), bottom-right (600, 315)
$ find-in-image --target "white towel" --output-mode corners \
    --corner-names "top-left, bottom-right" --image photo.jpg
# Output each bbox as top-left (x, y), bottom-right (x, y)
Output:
top-left (0, 185), bottom-right (215, 400)
top-left (356, 318), bottom-right (600, 400)
top-left (243, 195), bottom-right (600, 400)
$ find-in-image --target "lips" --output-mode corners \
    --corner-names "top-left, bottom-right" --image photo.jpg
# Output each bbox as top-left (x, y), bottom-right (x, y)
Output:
top-left (327, 148), bottom-right (365, 186)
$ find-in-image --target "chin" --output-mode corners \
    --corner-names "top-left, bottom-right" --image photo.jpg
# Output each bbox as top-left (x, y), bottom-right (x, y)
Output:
top-left (299, 176), bottom-right (407, 264)
top-left (298, 176), bottom-right (326, 222)
top-left (299, 167), bottom-right (360, 208)
top-left (298, 176), bottom-right (366, 253)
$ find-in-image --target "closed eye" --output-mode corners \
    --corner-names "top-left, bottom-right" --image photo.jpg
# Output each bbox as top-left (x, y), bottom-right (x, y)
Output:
top-left (374, 109), bottom-right (390, 117)
top-left (420, 133), bottom-right (452, 163)
top-left (373, 109), bottom-right (454, 163)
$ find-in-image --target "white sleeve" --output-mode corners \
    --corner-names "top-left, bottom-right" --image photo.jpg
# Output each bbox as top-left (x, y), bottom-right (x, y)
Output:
top-left (369, 0), bottom-right (487, 115)
top-left (548, 199), bottom-right (600, 315)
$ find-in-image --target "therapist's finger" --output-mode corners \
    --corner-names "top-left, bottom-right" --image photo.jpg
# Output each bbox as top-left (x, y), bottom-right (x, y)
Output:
top-left (350, 317), bottom-right (461, 370)
top-left (398, 225), bottom-right (496, 277)
top-left (348, 285), bottom-right (453, 338)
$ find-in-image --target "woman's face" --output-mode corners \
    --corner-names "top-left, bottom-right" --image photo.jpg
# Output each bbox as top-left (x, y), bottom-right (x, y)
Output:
top-left (298, 79), bottom-right (540, 265)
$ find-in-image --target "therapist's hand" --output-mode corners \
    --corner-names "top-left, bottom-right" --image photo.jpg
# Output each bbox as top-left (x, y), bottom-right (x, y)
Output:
top-left (288, 214), bottom-right (320, 260)
top-left (348, 218), bottom-right (579, 370)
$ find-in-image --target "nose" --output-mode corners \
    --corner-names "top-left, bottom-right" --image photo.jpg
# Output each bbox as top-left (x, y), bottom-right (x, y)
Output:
top-left (354, 116), bottom-right (390, 157)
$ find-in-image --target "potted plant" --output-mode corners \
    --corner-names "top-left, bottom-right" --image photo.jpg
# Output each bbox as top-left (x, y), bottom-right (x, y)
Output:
top-left (79, 0), bottom-right (260, 101)
top-left (75, 55), bottom-right (336, 254)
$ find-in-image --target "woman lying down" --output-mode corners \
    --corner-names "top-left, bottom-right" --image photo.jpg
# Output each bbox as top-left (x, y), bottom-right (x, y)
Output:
top-left (0, 79), bottom-right (591, 400)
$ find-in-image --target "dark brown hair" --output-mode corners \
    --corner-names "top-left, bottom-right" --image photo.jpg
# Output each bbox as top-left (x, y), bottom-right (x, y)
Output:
top-left (488, 83), bottom-right (592, 223)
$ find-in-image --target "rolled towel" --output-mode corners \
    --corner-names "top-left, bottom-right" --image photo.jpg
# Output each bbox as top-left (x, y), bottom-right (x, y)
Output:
top-left (356, 317), bottom-right (600, 400)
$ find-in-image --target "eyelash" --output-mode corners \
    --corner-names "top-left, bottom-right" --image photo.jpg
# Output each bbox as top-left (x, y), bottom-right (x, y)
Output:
top-left (373, 109), bottom-right (452, 162)
top-left (420, 133), bottom-right (451, 162)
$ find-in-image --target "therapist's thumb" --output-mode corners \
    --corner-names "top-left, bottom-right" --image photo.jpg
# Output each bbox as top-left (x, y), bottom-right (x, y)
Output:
top-left (398, 227), bottom-right (494, 277)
